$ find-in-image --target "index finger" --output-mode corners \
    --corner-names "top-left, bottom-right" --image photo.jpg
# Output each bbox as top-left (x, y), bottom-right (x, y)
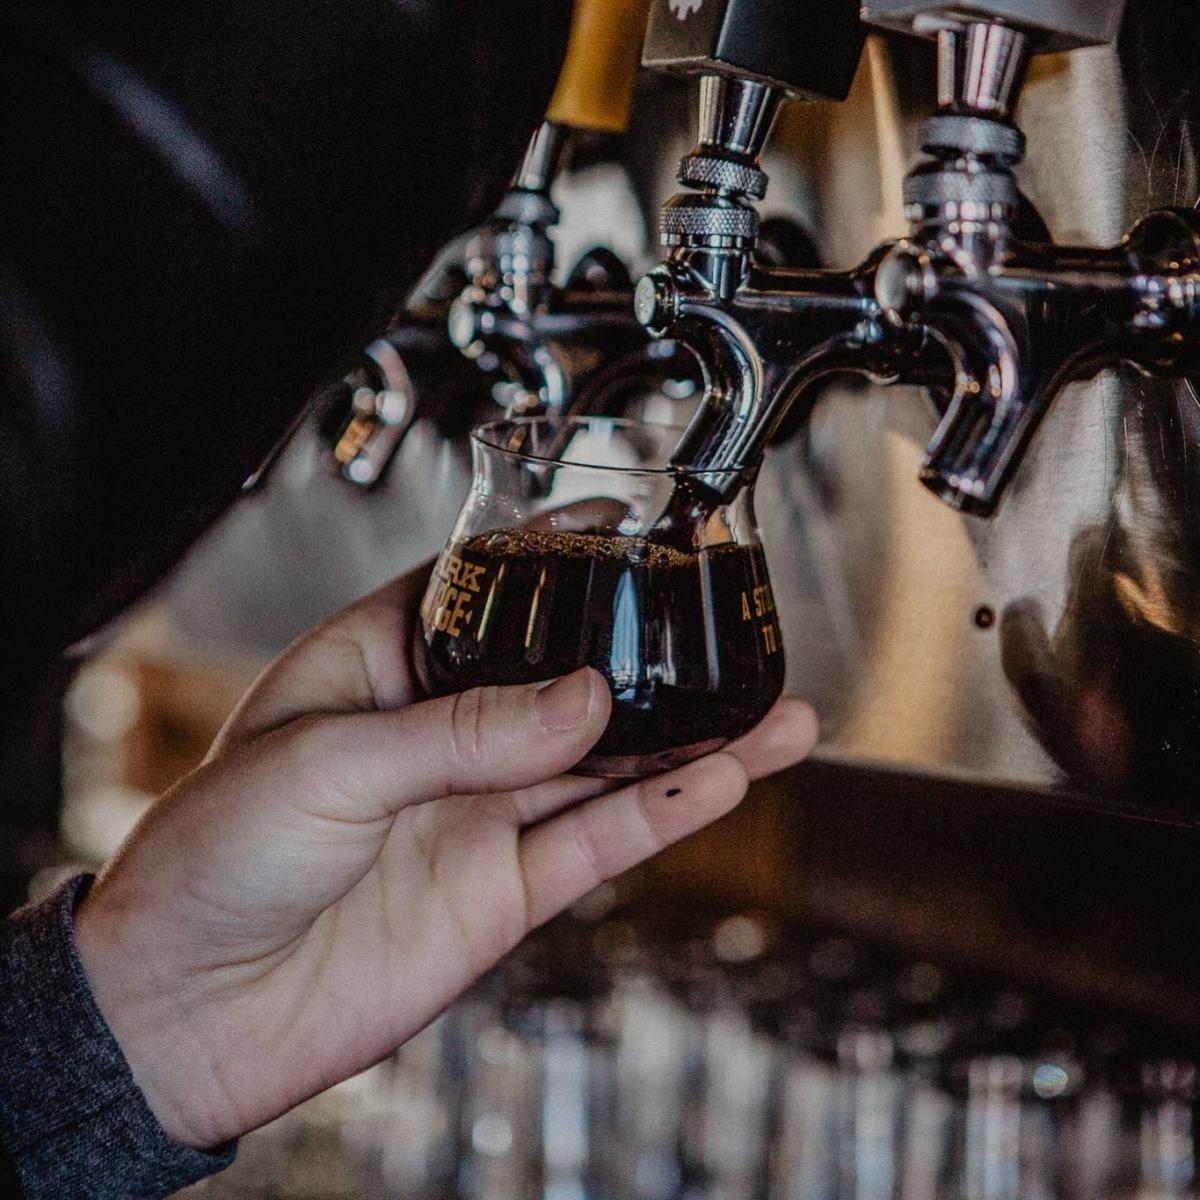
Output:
top-left (212, 562), bottom-right (431, 754)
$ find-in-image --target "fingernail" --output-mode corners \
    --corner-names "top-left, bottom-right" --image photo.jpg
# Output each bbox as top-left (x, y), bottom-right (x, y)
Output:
top-left (535, 668), bottom-right (596, 732)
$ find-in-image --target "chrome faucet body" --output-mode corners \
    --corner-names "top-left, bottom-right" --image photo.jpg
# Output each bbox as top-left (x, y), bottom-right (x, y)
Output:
top-left (875, 19), bottom-right (1200, 513)
top-left (447, 121), bottom-right (691, 418)
top-left (636, 239), bottom-right (925, 497)
top-left (633, 76), bottom-right (924, 500)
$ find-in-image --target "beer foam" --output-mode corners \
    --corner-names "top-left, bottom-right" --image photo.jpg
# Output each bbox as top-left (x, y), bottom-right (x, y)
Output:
top-left (463, 528), bottom-right (737, 569)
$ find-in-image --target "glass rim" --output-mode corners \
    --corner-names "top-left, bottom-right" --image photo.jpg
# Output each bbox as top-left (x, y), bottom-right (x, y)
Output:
top-left (469, 415), bottom-right (755, 479)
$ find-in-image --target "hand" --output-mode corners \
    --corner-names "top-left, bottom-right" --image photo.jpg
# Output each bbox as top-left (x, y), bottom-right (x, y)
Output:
top-left (74, 565), bottom-right (819, 1150)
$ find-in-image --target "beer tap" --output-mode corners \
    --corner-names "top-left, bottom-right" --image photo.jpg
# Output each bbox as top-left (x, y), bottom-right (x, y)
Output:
top-left (446, 0), bottom-right (695, 419)
top-left (865, 0), bottom-right (1200, 515)
top-left (447, 119), bottom-right (669, 418)
top-left (639, 0), bottom-right (1200, 517)
top-left (633, 0), bottom-right (906, 504)
top-left (321, 0), bottom-right (686, 489)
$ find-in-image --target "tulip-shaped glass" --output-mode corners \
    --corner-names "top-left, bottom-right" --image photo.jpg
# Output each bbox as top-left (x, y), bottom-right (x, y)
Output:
top-left (414, 416), bottom-right (784, 776)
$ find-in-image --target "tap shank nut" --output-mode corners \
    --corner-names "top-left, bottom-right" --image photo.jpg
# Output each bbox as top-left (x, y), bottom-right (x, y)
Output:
top-left (634, 272), bottom-right (678, 334)
top-left (875, 247), bottom-right (935, 321)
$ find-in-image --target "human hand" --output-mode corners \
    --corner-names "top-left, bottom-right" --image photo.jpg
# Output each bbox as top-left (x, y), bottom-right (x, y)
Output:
top-left (74, 565), bottom-right (819, 1150)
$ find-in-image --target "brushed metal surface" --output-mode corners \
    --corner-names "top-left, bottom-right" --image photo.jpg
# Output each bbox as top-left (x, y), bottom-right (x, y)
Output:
top-left (756, 5), bottom-right (1200, 819)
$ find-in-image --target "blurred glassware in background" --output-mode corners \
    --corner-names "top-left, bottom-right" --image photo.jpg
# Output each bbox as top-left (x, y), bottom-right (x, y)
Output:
top-left (164, 899), bottom-right (1198, 1200)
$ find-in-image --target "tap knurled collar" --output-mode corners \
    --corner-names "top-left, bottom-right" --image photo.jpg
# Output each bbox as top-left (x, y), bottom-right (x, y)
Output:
top-left (677, 154), bottom-right (769, 201)
top-left (660, 203), bottom-right (760, 241)
top-left (904, 169), bottom-right (1019, 209)
top-left (920, 115), bottom-right (1025, 163)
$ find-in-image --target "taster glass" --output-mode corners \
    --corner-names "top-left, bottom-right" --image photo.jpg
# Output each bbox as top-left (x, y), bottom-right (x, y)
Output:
top-left (414, 415), bottom-right (785, 777)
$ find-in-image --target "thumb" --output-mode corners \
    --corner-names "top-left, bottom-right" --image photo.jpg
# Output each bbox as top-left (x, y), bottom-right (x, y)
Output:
top-left (280, 667), bottom-right (612, 822)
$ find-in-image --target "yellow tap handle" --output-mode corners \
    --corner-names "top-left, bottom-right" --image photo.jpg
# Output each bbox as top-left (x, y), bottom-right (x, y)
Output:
top-left (546, 0), bottom-right (652, 133)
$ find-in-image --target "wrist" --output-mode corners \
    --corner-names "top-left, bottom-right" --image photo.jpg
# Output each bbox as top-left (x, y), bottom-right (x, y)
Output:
top-left (73, 884), bottom-right (236, 1150)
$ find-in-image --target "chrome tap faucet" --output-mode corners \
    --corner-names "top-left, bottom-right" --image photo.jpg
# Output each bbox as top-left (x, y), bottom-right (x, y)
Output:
top-left (635, 0), bottom-right (872, 501)
top-left (868, 6), bottom-right (1200, 514)
top-left (447, 120), bottom-right (682, 418)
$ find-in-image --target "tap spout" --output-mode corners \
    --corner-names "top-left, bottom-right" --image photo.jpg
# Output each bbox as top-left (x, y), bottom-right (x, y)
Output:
top-left (638, 254), bottom-right (926, 501)
top-left (888, 210), bottom-right (1200, 515)
top-left (916, 288), bottom-right (1024, 514)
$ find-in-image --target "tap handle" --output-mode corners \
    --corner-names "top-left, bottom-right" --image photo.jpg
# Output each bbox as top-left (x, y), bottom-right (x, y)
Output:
top-left (546, 0), bottom-right (653, 133)
top-left (641, 0), bottom-right (864, 100)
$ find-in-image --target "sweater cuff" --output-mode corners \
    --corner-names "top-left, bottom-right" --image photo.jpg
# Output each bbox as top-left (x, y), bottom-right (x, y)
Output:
top-left (0, 875), bottom-right (236, 1199)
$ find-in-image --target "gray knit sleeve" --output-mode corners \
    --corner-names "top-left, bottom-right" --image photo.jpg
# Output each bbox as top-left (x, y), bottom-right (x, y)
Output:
top-left (0, 875), bottom-right (237, 1198)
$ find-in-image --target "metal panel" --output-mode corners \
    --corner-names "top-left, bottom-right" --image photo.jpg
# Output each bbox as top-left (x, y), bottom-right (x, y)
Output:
top-left (755, 6), bottom-right (1200, 820)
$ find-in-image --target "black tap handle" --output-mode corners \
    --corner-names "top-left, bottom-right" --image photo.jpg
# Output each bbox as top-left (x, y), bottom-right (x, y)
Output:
top-left (641, 0), bottom-right (864, 100)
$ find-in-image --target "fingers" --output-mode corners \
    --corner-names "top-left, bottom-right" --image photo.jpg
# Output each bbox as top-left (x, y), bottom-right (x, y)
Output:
top-left (512, 698), bottom-right (820, 927)
top-left (722, 697), bottom-right (821, 781)
top-left (505, 772), bottom-right (622, 825)
top-left (214, 565), bottom-right (432, 753)
top-left (507, 695), bottom-right (819, 828)
top-left (276, 667), bottom-right (612, 823)
top-left (517, 751), bottom-right (750, 929)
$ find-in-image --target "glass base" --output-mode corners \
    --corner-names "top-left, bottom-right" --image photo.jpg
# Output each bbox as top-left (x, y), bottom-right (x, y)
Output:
top-left (574, 736), bottom-right (729, 779)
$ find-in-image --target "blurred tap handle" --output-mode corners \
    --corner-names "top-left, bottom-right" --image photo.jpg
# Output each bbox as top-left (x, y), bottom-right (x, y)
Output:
top-left (546, 0), bottom-right (653, 133)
